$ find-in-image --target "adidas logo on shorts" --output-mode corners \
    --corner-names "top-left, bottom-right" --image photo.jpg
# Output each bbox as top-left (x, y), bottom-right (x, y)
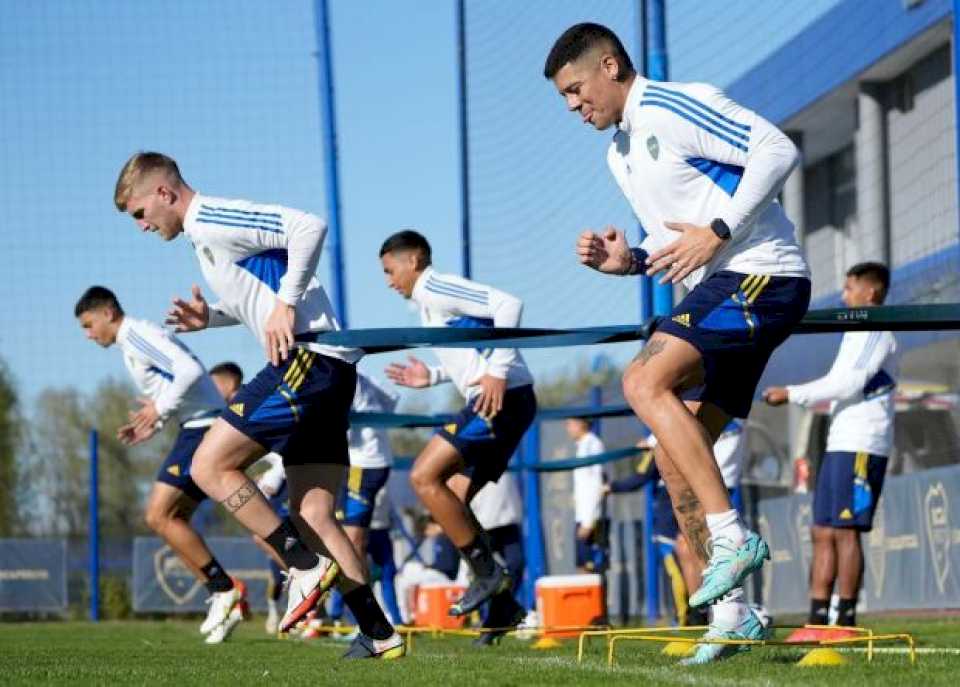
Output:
top-left (229, 402), bottom-right (244, 417)
top-left (672, 313), bottom-right (691, 327)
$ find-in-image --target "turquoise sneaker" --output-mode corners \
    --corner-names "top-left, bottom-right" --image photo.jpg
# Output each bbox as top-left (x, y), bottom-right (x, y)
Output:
top-left (688, 531), bottom-right (769, 608)
top-left (680, 607), bottom-right (768, 665)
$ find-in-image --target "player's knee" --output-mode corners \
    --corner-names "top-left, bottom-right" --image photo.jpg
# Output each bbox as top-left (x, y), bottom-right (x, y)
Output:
top-left (297, 497), bottom-right (335, 531)
top-left (622, 366), bottom-right (657, 411)
top-left (189, 446), bottom-right (218, 491)
top-left (144, 506), bottom-right (168, 534)
top-left (409, 465), bottom-right (436, 496)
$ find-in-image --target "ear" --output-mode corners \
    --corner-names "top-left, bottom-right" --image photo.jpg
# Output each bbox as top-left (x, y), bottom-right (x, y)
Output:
top-left (600, 53), bottom-right (620, 81)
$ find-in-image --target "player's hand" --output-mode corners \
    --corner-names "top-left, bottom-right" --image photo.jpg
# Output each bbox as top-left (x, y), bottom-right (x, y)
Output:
top-left (646, 221), bottom-right (725, 284)
top-left (119, 397), bottom-right (160, 445)
top-left (576, 525), bottom-right (594, 541)
top-left (763, 386), bottom-right (789, 406)
top-left (265, 299), bottom-right (296, 366)
top-left (385, 356), bottom-right (431, 388)
top-left (576, 227), bottom-right (632, 275)
top-left (468, 374), bottom-right (506, 418)
top-left (166, 285), bottom-right (210, 332)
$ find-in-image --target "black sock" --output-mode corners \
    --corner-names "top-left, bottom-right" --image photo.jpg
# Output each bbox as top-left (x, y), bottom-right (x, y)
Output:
top-left (686, 606), bottom-right (709, 626)
top-left (264, 517), bottom-right (318, 570)
top-left (459, 535), bottom-right (497, 579)
top-left (201, 558), bottom-right (234, 594)
top-left (809, 598), bottom-right (830, 625)
top-left (837, 598), bottom-right (857, 626)
top-left (343, 585), bottom-right (393, 640)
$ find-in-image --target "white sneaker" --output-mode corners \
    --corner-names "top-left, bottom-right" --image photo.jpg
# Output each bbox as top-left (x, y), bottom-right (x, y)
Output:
top-left (200, 587), bottom-right (241, 635)
top-left (342, 631), bottom-right (405, 659)
top-left (265, 599), bottom-right (279, 635)
top-left (279, 557), bottom-right (340, 634)
top-left (205, 604), bottom-right (244, 644)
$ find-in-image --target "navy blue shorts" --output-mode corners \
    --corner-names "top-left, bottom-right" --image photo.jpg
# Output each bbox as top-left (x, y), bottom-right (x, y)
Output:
top-left (155, 426), bottom-right (208, 503)
top-left (221, 348), bottom-right (357, 466)
top-left (814, 451), bottom-right (888, 531)
top-left (575, 519), bottom-right (610, 571)
top-left (337, 466), bottom-right (390, 527)
top-left (655, 270), bottom-right (811, 418)
top-left (437, 384), bottom-right (537, 486)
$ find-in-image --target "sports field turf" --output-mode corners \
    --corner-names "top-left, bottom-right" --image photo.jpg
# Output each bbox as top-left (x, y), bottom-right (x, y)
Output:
top-left (2, 616), bottom-right (958, 686)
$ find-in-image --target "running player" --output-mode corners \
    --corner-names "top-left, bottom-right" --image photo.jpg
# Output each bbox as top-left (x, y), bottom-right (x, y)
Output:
top-left (764, 262), bottom-right (896, 635)
top-left (113, 152), bottom-right (402, 659)
top-left (545, 23), bottom-right (811, 663)
top-left (380, 230), bottom-right (537, 620)
top-left (74, 286), bottom-right (246, 644)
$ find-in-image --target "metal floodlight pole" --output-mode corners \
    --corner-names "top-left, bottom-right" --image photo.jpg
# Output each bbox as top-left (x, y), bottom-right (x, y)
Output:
top-left (88, 429), bottom-right (100, 622)
top-left (954, 0), bottom-right (960, 244)
top-left (456, 0), bottom-right (472, 278)
top-left (314, 0), bottom-right (348, 327)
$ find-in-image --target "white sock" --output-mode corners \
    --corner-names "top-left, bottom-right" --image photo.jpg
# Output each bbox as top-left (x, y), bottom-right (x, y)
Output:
top-left (705, 509), bottom-right (746, 546)
top-left (710, 587), bottom-right (748, 629)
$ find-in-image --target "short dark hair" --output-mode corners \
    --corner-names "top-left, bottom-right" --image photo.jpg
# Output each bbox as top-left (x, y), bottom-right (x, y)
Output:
top-left (379, 230), bottom-right (432, 267)
top-left (846, 261), bottom-right (890, 303)
top-left (209, 361), bottom-right (243, 383)
top-left (74, 286), bottom-right (124, 318)
top-left (544, 22), bottom-right (634, 79)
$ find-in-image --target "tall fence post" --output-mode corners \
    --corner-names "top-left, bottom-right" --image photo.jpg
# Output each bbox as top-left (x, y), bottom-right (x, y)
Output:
top-left (314, 0), bottom-right (348, 326)
top-left (456, 0), bottom-right (472, 279)
top-left (520, 422), bottom-right (545, 610)
top-left (89, 429), bottom-right (100, 622)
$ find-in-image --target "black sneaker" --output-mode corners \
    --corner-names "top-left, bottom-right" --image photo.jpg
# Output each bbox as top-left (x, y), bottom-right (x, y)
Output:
top-left (472, 596), bottom-right (526, 647)
top-left (341, 632), bottom-right (405, 660)
top-left (449, 566), bottom-right (511, 617)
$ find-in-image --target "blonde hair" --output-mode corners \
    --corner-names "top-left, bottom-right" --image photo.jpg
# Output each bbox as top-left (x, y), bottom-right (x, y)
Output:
top-left (113, 152), bottom-right (184, 211)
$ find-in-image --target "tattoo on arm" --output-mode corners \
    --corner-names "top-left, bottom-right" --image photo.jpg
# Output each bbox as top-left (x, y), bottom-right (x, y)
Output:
top-left (222, 480), bottom-right (259, 513)
top-left (633, 338), bottom-right (666, 366)
top-left (675, 488), bottom-right (710, 563)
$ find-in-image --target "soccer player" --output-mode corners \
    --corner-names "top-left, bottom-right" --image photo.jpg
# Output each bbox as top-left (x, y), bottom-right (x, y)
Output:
top-left (764, 262), bottom-right (896, 634)
top-left (380, 230), bottom-right (537, 620)
top-left (544, 23), bottom-right (811, 663)
top-left (564, 417), bottom-right (608, 575)
top-left (74, 287), bottom-right (245, 644)
top-left (113, 152), bottom-right (402, 659)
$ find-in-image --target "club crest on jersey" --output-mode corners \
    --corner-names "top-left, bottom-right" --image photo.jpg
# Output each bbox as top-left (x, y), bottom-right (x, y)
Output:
top-left (646, 134), bottom-right (659, 160)
top-left (202, 246), bottom-right (215, 265)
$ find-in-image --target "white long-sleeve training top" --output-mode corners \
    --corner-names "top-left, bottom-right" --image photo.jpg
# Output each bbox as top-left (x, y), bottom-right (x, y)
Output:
top-left (573, 432), bottom-right (605, 529)
top-left (410, 266), bottom-right (533, 401)
top-left (608, 77), bottom-right (810, 289)
top-left (469, 472), bottom-right (523, 531)
top-left (183, 193), bottom-right (360, 363)
top-left (787, 331), bottom-right (898, 456)
top-left (115, 317), bottom-right (224, 426)
top-left (348, 373), bottom-right (399, 469)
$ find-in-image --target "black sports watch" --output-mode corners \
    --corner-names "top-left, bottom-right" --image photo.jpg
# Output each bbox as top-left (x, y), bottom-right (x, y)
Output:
top-left (710, 218), bottom-right (732, 241)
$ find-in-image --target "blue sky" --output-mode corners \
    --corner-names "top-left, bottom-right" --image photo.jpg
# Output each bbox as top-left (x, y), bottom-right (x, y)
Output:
top-left (0, 0), bottom-right (839, 412)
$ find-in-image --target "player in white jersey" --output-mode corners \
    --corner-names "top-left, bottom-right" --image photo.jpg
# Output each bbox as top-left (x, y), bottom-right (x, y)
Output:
top-left (564, 418), bottom-right (608, 574)
top-left (380, 230), bottom-right (537, 622)
top-left (113, 152), bottom-right (402, 659)
top-left (545, 23), bottom-right (811, 663)
top-left (764, 262), bottom-right (896, 633)
top-left (74, 287), bottom-right (246, 644)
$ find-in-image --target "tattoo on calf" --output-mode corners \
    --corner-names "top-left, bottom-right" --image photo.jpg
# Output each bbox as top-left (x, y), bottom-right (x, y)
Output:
top-left (222, 480), bottom-right (259, 513)
top-left (633, 338), bottom-right (666, 365)
top-left (676, 488), bottom-right (710, 563)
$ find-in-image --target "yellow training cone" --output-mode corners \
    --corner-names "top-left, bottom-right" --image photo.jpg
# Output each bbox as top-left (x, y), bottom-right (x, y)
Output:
top-left (532, 637), bottom-right (562, 650)
top-left (661, 641), bottom-right (696, 658)
top-left (797, 648), bottom-right (848, 667)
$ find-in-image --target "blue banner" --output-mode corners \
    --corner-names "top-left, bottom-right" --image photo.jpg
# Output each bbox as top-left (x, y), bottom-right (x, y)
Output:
top-left (132, 537), bottom-right (276, 613)
top-left (0, 539), bottom-right (67, 612)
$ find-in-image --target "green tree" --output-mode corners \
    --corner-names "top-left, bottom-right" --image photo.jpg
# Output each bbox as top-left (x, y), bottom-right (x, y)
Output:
top-left (0, 361), bottom-right (23, 535)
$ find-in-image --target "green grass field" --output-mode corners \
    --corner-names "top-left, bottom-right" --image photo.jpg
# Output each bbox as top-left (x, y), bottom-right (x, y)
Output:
top-left (2, 616), bottom-right (959, 686)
